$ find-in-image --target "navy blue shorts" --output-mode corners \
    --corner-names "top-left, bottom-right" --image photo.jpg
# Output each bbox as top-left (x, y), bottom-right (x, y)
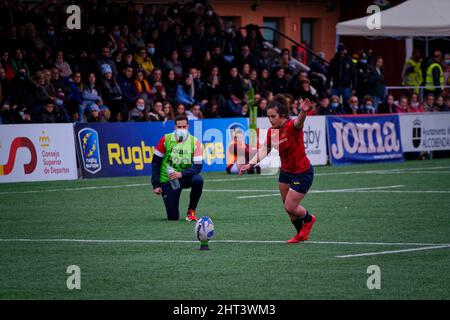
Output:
top-left (278, 165), bottom-right (314, 194)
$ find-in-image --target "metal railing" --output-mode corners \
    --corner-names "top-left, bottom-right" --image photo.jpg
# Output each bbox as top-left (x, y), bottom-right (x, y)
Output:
top-left (386, 85), bottom-right (450, 100)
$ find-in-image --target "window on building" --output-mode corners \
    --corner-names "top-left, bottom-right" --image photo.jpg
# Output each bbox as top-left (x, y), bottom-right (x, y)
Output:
top-left (263, 18), bottom-right (281, 47)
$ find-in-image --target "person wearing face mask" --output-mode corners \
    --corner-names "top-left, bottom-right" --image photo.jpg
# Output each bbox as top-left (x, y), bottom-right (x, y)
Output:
top-left (128, 97), bottom-right (148, 122)
top-left (151, 115), bottom-right (204, 221)
top-left (329, 95), bottom-right (344, 115)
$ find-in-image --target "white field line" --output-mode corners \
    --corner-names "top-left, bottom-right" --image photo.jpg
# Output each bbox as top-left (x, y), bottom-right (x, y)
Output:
top-left (237, 185), bottom-right (405, 199)
top-left (336, 245), bottom-right (450, 259)
top-left (0, 238), bottom-right (449, 247)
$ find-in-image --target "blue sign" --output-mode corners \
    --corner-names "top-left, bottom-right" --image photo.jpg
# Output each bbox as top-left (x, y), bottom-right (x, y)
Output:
top-left (326, 115), bottom-right (404, 165)
top-left (74, 118), bottom-right (248, 178)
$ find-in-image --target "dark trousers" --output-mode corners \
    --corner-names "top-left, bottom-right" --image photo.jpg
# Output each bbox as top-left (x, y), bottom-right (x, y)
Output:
top-left (161, 174), bottom-right (204, 220)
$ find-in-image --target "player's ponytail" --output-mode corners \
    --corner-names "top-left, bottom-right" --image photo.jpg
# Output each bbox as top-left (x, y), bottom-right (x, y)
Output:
top-left (267, 94), bottom-right (289, 118)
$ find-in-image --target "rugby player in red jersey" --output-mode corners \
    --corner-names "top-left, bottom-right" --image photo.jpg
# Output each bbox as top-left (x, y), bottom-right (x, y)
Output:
top-left (239, 94), bottom-right (316, 243)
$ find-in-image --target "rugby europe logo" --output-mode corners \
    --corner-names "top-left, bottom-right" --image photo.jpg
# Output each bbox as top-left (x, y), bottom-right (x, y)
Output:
top-left (0, 137), bottom-right (37, 175)
top-left (331, 121), bottom-right (400, 159)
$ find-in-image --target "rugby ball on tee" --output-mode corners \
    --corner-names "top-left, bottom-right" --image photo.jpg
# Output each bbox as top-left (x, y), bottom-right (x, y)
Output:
top-left (195, 216), bottom-right (215, 242)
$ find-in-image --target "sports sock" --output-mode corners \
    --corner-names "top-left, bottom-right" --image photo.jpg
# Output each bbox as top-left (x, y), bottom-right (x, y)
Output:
top-left (303, 211), bottom-right (312, 223)
top-left (292, 218), bottom-right (303, 233)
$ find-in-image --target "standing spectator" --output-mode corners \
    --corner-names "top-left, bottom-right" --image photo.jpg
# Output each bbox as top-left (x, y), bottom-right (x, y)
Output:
top-left (64, 72), bottom-right (84, 121)
top-left (402, 48), bottom-right (422, 95)
top-left (423, 50), bottom-right (444, 98)
top-left (372, 56), bottom-right (385, 111)
top-left (328, 44), bottom-right (356, 105)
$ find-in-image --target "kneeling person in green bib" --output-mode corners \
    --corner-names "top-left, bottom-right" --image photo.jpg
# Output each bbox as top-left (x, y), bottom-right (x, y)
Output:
top-left (151, 115), bottom-right (203, 221)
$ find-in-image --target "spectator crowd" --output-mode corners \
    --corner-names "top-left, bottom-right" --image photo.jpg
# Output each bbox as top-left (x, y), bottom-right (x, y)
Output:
top-left (1, 0), bottom-right (450, 125)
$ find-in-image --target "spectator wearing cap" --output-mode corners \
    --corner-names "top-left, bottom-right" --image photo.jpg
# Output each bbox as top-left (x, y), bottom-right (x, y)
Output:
top-left (99, 63), bottom-right (125, 121)
top-left (85, 103), bottom-right (111, 122)
top-left (34, 98), bottom-right (68, 123)
top-left (327, 44), bottom-right (356, 106)
top-left (134, 47), bottom-right (154, 78)
top-left (97, 46), bottom-right (118, 78)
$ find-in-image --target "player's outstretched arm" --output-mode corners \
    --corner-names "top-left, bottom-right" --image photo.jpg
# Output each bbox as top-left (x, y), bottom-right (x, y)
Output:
top-left (294, 98), bottom-right (311, 129)
top-left (238, 144), bottom-right (270, 175)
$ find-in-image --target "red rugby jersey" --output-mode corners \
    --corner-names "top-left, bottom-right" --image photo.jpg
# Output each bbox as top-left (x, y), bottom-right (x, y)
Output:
top-left (265, 119), bottom-right (310, 173)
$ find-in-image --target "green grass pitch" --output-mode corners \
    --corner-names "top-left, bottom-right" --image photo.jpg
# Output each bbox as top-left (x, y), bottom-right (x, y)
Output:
top-left (0, 159), bottom-right (449, 299)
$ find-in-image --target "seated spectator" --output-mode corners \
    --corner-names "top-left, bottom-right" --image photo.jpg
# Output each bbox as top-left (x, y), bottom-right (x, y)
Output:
top-left (132, 70), bottom-right (151, 99)
top-left (395, 96), bottom-right (409, 113)
top-left (64, 72), bottom-right (84, 121)
top-left (204, 98), bottom-right (221, 118)
top-left (163, 101), bottom-right (175, 120)
top-left (175, 103), bottom-right (187, 117)
top-left (360, 95), bottom-right (376, 114)
top-left (163, 69), bottom-right (178, 105)
top-left (82, 72), bottom-right (111, 122)
top-left (148, 100), bottom-right (166, 121)
top-left (378, 94), bottom-right (396, 114)
top-left (269, 67), bottom-right (288, 95)
top-left (329, 95), bottom-right (345, 115)
top-left (116, 66), bottom-right (135, 107)
top-left (99, 63), bottom-right (126, 121)
top-left (176, 74), bottom-right (196, 108)
top-left (164, 49), bottom-right (183, 79)
top-left (345, 96), bottom-right (360, 115)
top-left (316, 96), bottom-right (332, 115)
top-left (257, 98), bottom-right (268, 117)
top-left (7, 49), bottom-right (31, 80)
top-left (434, 95), bottom-right (447, 112)
top-left (186, 103), bottom-right (203, 120)
top-left (421, 94), bottom-right (439, 112)
top-left (134, 47), bottom-right (154, 78)
top-left (85, 103), bottom-right (111, 122)
top-left (408, 93), bottom-right (424, 113)
top-left (297, 79), bottom-right (317, 101)
top-left (444, 95), bottom-right (450, 112)
top-left (54, 51), bottom-right (72, 77)
top-left (149, 68), bottom-right (167, 101)
top-left (34, 99), bottom-right (68, 123)
top-left (128, 97), bottom-right (149, 122)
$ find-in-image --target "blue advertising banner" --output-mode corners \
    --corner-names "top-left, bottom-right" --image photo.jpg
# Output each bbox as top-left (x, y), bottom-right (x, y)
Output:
top-left (75, 118), bottom-right (248, 178)
top-left (326, 115), bottom-right (404, 165)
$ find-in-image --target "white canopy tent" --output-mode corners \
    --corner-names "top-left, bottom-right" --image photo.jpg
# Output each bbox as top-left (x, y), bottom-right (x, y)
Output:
top-left (336, 0), bottom-right (450, 56)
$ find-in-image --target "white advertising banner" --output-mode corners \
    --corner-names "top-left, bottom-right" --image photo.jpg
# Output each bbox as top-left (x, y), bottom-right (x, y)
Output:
top-left (0, 124), bottom-right (78, 183)
top-left (399, 113), bottom-right (450, 152)
top-left (256, 116), bottom-right (328, 166)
